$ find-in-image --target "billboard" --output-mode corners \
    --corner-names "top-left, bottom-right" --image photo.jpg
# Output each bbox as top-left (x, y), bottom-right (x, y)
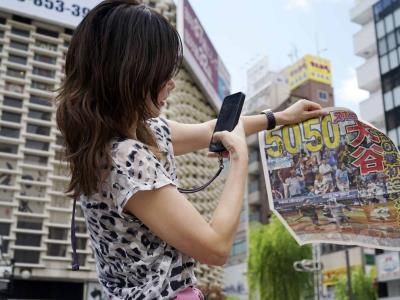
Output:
top-left (177, 0), bottom-right (231, 110)
top-left (0, 0), bottom-right (100, 28)
top-left (287, 54), bottom-right (332, 91)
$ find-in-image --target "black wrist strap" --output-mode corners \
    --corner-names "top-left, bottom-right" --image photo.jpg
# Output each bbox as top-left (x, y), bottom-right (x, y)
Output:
top-left (178, 155), bottom-right (224, 194)
top-left (262, 109), bottom-right (276, 130)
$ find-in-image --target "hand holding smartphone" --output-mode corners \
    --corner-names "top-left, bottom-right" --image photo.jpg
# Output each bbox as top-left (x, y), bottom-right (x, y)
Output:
top-left (209, 92), bottom-right (246, 153)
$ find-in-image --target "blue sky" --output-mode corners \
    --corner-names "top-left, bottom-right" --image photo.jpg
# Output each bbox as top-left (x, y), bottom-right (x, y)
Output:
top-left (189, 0), bottom-right (369, 115)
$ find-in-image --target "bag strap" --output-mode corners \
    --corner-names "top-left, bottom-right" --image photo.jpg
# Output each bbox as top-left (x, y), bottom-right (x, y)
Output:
top-left (71, 196), bottom-right (80, 271)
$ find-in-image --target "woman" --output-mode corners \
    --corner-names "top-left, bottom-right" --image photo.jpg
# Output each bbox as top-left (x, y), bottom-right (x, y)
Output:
top-left (56, 1), bottom-right (326, 299)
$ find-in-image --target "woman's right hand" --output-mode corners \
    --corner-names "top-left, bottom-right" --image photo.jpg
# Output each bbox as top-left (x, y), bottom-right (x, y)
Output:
top-left (208, 120), bottom-right (248, 162)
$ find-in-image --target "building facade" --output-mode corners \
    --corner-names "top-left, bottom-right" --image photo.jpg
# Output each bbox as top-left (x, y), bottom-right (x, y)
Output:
top-left (373, 0), bottom-right (400, 146)
top-left (352, 0), bottom-right (400, 298)
top-left (0, 0), bottom-right (231, 298)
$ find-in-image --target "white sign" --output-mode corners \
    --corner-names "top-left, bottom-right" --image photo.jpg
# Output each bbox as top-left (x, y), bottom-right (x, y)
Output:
top-left (0, 0), bottom-right (101, 28)
top-left (376, 252), bottom-right (400, 281)
top-left (223, 263), bottom-right (248, 300)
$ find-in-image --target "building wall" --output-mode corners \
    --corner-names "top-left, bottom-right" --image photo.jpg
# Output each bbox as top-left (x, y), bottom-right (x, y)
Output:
top-left (372, 0), bottom-right (400, 146)
top-left (0, 0), bottom-right (226, 294)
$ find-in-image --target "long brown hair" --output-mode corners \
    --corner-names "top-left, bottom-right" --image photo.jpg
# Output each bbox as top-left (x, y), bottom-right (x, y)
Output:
top-left (56, 0), bottom-right (182, 197)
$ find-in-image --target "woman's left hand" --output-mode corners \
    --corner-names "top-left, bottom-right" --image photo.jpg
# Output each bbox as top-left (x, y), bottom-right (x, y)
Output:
top-left (275, 99), bottom-right (328, 126)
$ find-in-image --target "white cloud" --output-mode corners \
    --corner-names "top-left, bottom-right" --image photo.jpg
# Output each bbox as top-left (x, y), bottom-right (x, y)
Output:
top-left (284, 0), bottom-right (345, 11)
top-left (337, 68), bottom-right (369, 105)
top-left (285, 0), bottom-right (313, 10)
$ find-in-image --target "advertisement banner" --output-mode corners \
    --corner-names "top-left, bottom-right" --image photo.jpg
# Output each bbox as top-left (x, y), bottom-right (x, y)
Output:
top-left (287, 55), bottom-right (332, 91)
top-left (177, 0), bottom-right (231, 109)
top-left (259, 108), bottom-right (400, 250)
top-left (376, 252), bottom-right (400, 281)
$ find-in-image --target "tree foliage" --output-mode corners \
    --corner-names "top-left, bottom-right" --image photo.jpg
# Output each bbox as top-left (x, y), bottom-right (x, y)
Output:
top-left (335, 267), bottom-right (377, 300)
top-left (247, 214), bottom-right (313, 300)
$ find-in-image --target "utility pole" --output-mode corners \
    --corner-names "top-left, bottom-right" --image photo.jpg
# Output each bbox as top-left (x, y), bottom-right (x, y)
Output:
top-left (345, 248), bottom-right (354, 300)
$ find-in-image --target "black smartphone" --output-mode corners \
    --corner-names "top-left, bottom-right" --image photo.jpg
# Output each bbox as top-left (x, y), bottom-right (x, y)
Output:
top-left (209, 92), bottom-right (246, 153)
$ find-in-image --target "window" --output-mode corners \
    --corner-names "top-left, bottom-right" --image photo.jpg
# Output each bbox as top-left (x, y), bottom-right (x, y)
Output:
top-left (47, 244), bottom-right (67, 257)
top-left (3, 96), bottom-right (23, 108)
top-left (381, 55), bottom-right (390, 74)
top-left (16, 219), bottom-right (42, 230)
top-left (35, 40), bottom-right (57, 52)
top-left (249, 150), bottom-right (258, 163)
top-left (56, 135), bottom-right (64, 146)
top-left (10, 40), bottom-right (28, 51)
top-left (27, 124), bottom-right (50, 136)
top-left (230, 240), bottom-right (246, 256)
top-left (31, 81), bottom-right (54, 92)
top-left (54, 150), bottom-right (65, 161)
top-left (36, 27), bottom-right (59, 38)
top-left (15, 233), bottom-right (41, 247)
top-left (5, 82), bottom-right (24, 93)
top-left (249, 180), bottom-right (259, 193)
top-left (384, 90), bottom-right (394, 111)
top-left (0, 223), bottom-right (10, 236)
top-left (14, 250), bottom-right (40, 264)
top-left (11, 27), bottom-right (30, 37)
top-left (1, 111), bottom-right (21, 123)
top-left (32, 67), bottom-right (55, 78)
top-left (24, 154), bottom-right (48, 165)
top-left (8, 54), bottom-right (27, 65)
top-left (319, 90), bottom-right (328, 101)
top-left (0, 143), bottom-right (18, 154)
top-left (6, 68), bottom-right (25, 79)
top-left (379, 38), bottom-right (388, 55)
top-left (376, 20), bottom-right (385, 39)
top-left (28, 109), bottom-right (51, 121)
top-left (387, 32), bottom-right (396, 51)
top-left (25, 139), bottom-right (49, 151)
top-left (0, 17), bottom-right (5, 25)
top-left (385, 14), bottom-right (395, 33)
top-left (12, 15), bottom-right (31, 25)
top-left (76, 238), bottom-right (87, 250)
top-left (394, 86), bottom-right (400, 107)
top-left (397, 29), bottom-right (400, 48)
top-left (395, 8), bottom-right (400, 28)
top-left (389, 49), bottom-right (399, 69)
top-left (0, 126), bottom-right (19, 138)
top-left (388, 128), bottom-right (398, 145)
top-left (48, 227), bottom-right (68, 240)
top-left (33, 53), bottom-right (56, 64)
top-left (30, 95), bottom-right (51, 107)
top-left (0, 30), bottom-right (4, 39)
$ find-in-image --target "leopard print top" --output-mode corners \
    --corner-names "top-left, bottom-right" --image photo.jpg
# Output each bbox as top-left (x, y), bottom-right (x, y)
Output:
top-left (80, 118), bottom-right (197, 299)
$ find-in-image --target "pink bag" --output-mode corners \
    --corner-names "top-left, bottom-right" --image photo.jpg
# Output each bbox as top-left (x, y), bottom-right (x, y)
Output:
top-left (173, 287), bottom-right (204, 300)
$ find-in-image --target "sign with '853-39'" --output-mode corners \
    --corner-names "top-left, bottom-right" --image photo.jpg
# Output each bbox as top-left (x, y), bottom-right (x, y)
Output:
top-left (1, 0), bottom-right (100, 28)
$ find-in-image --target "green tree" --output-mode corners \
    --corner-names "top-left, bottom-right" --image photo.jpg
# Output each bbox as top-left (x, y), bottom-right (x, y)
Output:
top-left (247, 214), bottom-right (313, 300)
top-left (335, 267), bottom-right (377, 300)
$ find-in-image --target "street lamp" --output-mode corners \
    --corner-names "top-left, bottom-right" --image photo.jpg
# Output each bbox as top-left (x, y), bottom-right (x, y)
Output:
top-left (293, 258), bottom-right (323, 300)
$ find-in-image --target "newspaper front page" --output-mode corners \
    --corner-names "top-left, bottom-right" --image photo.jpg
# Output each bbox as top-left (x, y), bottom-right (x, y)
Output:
top-left (259, 108), bottom-right (400, 250)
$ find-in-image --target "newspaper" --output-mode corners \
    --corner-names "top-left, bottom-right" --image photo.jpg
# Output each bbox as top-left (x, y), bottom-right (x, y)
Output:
top-left (259, 108), bottom-right (400, 250)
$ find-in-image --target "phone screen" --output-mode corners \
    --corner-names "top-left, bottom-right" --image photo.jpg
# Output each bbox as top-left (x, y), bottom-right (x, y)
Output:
top-left (209, 92), bottom-right (246, 152)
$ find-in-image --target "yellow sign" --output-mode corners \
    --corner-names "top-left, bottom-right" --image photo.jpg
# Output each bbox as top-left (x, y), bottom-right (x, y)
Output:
top-left (322, 266), bottom-right (359, 286)
top-left (287, 54), bottom-right (332, 90)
